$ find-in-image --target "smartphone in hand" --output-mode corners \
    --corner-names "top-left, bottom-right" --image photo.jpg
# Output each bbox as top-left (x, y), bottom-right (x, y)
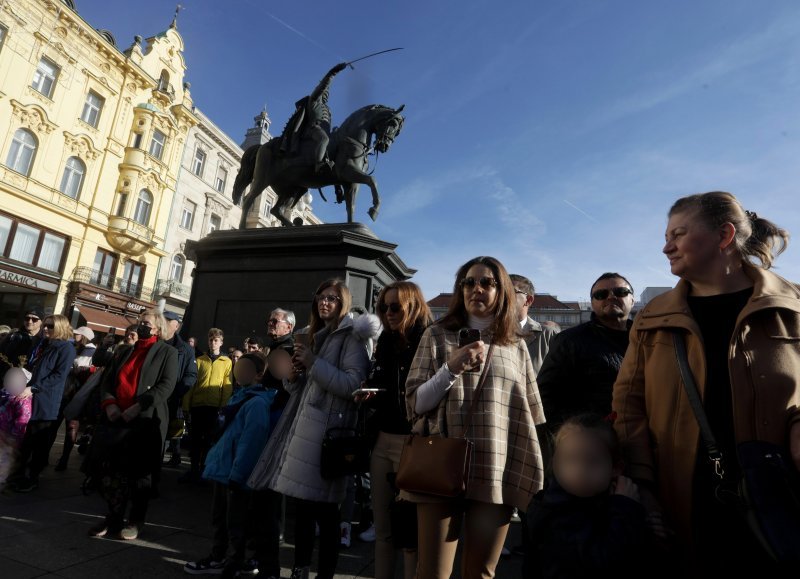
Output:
top-left (352, 388), bottom-right (386, 396)
top-left (458, 328), bottom-right (482, 372)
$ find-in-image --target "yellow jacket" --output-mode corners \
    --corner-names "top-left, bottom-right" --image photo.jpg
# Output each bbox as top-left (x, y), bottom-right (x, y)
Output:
top-left (183, 354), bottom-right (233, 410)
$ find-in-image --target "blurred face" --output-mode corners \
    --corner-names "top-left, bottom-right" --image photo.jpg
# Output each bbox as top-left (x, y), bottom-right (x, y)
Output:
top-left (316, 287), bottom-right (342, 322)
top-left (233, 357), bottom-right (261, 386)
top-left (663, 210), bottom-right (726, 281)
top-left (590, 277), bottom-right (634, 327)
top-left (208, 336), bottom-right (223, 354)
top-left (512, 281), bottom-right (534, 322)
top-left (188, 337), bottom-right (196, 347)
top-left (3, 368), bottom-right (27, 396)
top-left (23, 314), bottom-right (42, 336)
top-left (230, 350), bottom-right (243, 364)
top-left (140, 315), bottom-right (160, 338)
top-left (42, 317), bottom-right (54, 339)
top-left (553, 426), bottom-right (615, 498)
top-left (267, 314), bottom-right (292, 339)
top-left (73, 334), bottom-right (85, 346)
top-left (381, 289), bottom-right (404, 331)
top-left (462, 264), bottom-right (499, 318)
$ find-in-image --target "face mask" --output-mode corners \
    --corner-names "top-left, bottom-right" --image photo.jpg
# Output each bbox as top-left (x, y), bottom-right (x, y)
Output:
top-left (136, 324), bottom-right (152, 339)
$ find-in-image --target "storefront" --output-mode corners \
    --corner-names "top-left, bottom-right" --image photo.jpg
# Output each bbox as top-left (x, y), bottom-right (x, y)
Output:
top-left (66, 282), bottom-right (153, 336)
top-left (0, 261), bottom-right (63, 326)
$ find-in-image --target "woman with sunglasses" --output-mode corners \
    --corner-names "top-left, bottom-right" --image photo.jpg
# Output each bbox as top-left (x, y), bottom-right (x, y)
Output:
top-left (404, 256), bottom-right (545, 578)
top-left (10, 314), bottom-right (76, 492)
top-left (249, 279), bottom-right (380, 579)
top-left (613, 192), bottom-right (800, 574)
top-left (363, 281), bottom-right (433, 579)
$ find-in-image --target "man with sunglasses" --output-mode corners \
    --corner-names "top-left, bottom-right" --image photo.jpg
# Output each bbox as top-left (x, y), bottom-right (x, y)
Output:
top-left (536, 272), bottom-right (635, 436)
top-left (0, 308), bottom-right (44, 382)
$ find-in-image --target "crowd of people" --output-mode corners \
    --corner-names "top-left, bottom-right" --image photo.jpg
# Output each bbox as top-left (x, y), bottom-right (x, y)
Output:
top-left (0, 190), bottom-right (798, 578)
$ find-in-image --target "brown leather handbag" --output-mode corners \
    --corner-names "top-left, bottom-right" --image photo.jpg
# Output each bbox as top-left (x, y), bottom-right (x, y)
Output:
top-left (395, 345), bottom-right (494, 498)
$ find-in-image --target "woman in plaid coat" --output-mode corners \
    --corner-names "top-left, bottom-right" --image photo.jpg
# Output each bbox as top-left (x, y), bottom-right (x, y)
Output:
top-left (405, 256), bottom-right (546, 579)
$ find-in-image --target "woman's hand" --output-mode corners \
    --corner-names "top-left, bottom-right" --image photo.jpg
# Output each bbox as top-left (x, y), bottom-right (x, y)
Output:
top-left (446, 340), bottom-right (485, 375)
top-left (105, 403), bottom-right (122, 421)
top-left (612, 475), bottom-right (640, 502)
top-left (353, 381), bottom-right (377, 403)
top-left (292, 343), bottom-right (316, 372)
top-left (637, 485), bottom-right (671, 540)
top-left (121, 403), bottom-right (142, 422)
top-left (790, 421), bottom-right (800, 471)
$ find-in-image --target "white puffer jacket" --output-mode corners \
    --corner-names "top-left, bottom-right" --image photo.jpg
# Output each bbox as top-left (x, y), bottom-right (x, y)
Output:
top-left (248, 313), bottom-right (381, 502)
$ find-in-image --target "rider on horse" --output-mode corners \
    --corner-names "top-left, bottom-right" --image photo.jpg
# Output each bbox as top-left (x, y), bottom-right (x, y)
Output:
top-left (279, 62), bottom-right (348, 174)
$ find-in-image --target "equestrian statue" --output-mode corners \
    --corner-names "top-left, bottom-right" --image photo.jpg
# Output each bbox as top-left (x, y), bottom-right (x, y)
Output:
top-left (232, 61), bottom-right (405, 228)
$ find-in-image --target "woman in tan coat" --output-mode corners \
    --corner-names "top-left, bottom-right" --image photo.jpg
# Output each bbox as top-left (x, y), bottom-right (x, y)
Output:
top-left (612, 191), bottom-right (800, 575)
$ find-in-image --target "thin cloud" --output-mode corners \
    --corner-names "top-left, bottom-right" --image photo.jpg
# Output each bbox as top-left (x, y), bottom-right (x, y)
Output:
top-left (562, 199), bottom-right (599, 223)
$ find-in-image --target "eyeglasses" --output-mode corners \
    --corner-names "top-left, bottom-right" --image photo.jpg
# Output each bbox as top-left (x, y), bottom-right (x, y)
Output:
top-left (460, 276), bottom-right (498, 290)
top-left (43, 323), bottom-right (54, 329)
top-left (514, 289), bottom-right (528, 296)
top-left (591, 287), bottom-right (633, 300)
top-left (267, 318), bottom-right (286, 325)
top-left (24, 316), bottom-right (40, 322)
top-left (316, 294), bottom-right (341, 304)
top-left (379, 302), bottom-right (403, 314)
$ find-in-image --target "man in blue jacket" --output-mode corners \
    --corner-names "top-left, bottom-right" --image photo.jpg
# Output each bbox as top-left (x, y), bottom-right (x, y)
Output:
top-left (161, 311), bottom-right (197, 467)
top-left (184, 351), bottom-right (274, 577)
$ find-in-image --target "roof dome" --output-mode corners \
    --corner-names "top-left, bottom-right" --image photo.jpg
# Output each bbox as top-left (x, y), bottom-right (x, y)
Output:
top-left (96, 29), bottom-right (117, 47)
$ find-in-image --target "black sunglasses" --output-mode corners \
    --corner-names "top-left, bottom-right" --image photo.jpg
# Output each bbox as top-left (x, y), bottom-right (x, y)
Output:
top-left (379, 302), bottom-right (403, 314)
top-left (460, 276), bottom-right (498, 290)
top-left (24, 316), bottom-right (40, 322)
top-left (43, 323), bottom-right (55, 329)
top-left (591, 287), bottom-right (633, 300)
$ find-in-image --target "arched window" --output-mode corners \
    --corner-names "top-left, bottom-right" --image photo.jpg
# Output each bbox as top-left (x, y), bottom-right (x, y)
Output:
top-left (133, 189), bottom-right (152, 225)
top-left (6, 129), bottom-right (37, 176)
top-left (158, 69), bottom-right (171, 93)
top-left (59, 156), bottom-right (85, 199)
top-left (169, 254), bottom-right (184, 282)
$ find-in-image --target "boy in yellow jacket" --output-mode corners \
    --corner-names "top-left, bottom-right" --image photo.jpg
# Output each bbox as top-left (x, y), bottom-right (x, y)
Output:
top-left (180, 328), bottom-right (232, 483)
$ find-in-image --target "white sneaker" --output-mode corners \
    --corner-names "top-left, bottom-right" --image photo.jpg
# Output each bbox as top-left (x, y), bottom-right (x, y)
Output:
top-left (340, 521), bottom-right (351, 548)
top-left (358, 524), bottom-right (376, 542)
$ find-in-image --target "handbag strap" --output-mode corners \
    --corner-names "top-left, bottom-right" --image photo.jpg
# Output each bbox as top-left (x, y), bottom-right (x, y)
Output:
top-left (461, 344), bottom-right (495, 436)
top-left (671, 331), bottom-right (725, 480)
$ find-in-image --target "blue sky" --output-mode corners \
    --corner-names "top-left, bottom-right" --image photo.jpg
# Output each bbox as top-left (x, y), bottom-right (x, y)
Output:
top-left (77, 0), bottom-right (800, 302)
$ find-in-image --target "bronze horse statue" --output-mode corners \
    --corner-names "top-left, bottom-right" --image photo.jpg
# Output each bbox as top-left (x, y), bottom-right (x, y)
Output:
top-left (232, 104), bottom-right (405, 228)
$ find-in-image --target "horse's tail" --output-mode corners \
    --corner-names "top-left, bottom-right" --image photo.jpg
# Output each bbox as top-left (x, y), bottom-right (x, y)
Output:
top-left (232, 144), bottom-right (260, 205)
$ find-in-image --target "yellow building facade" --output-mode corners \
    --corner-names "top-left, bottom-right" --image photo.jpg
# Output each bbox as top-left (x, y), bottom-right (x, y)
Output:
top-left (0, 0), bottom-right (198, 333)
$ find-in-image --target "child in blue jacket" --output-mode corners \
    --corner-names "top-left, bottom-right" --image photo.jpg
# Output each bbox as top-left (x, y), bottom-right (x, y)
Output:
top-left (184, 351), bottom-right (275, 577)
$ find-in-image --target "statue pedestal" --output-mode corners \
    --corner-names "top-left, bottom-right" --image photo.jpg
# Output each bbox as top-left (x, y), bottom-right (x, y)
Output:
top-left (181, 223), bottom-right (415, 344)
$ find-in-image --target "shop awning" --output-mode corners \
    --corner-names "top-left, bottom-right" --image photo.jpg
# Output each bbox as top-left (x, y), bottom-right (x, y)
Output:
top-left (77, 307), bottom-right (139, 336)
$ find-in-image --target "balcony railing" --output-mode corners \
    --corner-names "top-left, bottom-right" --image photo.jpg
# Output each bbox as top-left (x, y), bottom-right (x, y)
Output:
top-left (73, 266), bottom-right (153, 302)
top-left (155, 278), bottom-right (191, 301)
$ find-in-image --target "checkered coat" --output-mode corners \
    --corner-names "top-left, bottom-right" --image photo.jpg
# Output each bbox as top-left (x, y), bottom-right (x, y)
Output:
top-left (405, 325), bottom-right (546, 510)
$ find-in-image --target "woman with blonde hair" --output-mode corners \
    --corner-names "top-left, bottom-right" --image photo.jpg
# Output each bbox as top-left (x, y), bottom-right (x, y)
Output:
top-left (404, 256), bottom-right (546, 578)
top-left (10, 314), bottom-right (76, 492)
top-left (90, 308), bottom-right (177, 540)
top-left (613, 191), bottom-right (799, 574)
top-left (249, 279), bottom-right (381, 579)
top-left (366, 281), bottom-right (433, 579)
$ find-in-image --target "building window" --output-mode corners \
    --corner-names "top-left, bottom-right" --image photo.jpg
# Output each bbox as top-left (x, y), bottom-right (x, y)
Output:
top-left (59, 156), bottom-right (85, 199)
top-left (215, 167), bottom-right (227, 192)
top-left (149, 129), bottom-right (166, 160)
top-left (262, 201), bottom-right (271, 217)
top-left (120, 260), bottom-right (144, 296)
top-left (0, 211), bottom-right (69, 273)
top-left (115, 192), bottom-right (128, 217)
top-left (80, 91), bottom-right (104, 127)
top-left (179, 201), bottom-right (195, 230)
top-left (6, 129), bottom-right (37, 176)
top-left (169, 254), bottom-right (184, 282)
top-left (208, 214), bottom-right (221, 233)
top-left (92, 248), bottom-right (116, 288)
top-left (0, 25), bottom-right (7, 54)
top-left (132, 133), bottom-right (143, 149)
top-left (191, 147), bottom-right (206, 177)
top-left (133, 189), bottom-right (152, 226)
top-left (31, 57), bottom-right (59, 98)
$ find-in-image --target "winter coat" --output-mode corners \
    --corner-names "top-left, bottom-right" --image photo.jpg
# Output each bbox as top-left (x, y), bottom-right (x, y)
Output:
top-left (527, 477), bottom-right (654, 579)
top-left (29, 339), bottom-right (77, 421)
top-left (521, 316), bottom-right (559, 375)
top-left (612, 263), bottom-right (800, 544)
top-left (0, 331), bottom-right (40, 381)
top-left (101, 340), bottom-right (179, 443)
top-left (203, 385), bottom-right (276, 487)
top-left (182, 354), bottom-right (232, 410)
top-left (537, 314), bottom-right (631, 432)
top-left (167, 334), bottom-right (197, 400)
top-left (249, 313), bottom-right (380, 503)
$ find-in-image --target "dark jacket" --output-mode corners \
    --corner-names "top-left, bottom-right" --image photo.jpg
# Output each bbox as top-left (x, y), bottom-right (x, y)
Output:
top-left (101, 340), bottom-right (179, 443)
top-left (368, 323), bottom-right (426, 435)
top-left (0, 331), bottom-right (40, 381)
top-left (537, 314), bottom-right (631, 432)
top-left (29, 339), bottom-right (77, 421)
top-left (166, 333), bottom-right (198, 400)
top-left (527, 477), bottom-right (653, 579)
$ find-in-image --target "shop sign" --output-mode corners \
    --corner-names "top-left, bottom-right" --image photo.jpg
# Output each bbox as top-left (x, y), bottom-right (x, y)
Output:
top-left (126, 302), bottom-right (147, 313)
top-left (0, 267), bottom-right (59, 293)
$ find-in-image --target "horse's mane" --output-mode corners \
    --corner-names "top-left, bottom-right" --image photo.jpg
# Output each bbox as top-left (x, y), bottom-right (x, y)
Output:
top-left (337, 104), bottom-right (397, 134)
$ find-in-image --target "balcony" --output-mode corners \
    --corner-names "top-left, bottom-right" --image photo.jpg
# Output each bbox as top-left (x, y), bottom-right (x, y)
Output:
top-left (105, 216), bottom-right (155, 256)
top-left (73, 266), bottom-right (153, 302)
top-left (155, 278), bottom-right (191, 301)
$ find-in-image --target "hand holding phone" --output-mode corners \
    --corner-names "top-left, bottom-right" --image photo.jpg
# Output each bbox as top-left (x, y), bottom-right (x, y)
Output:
top-left (352, 386), bottom-right (385, 402)
top-left (449, 328), bottom-right (485, 374)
